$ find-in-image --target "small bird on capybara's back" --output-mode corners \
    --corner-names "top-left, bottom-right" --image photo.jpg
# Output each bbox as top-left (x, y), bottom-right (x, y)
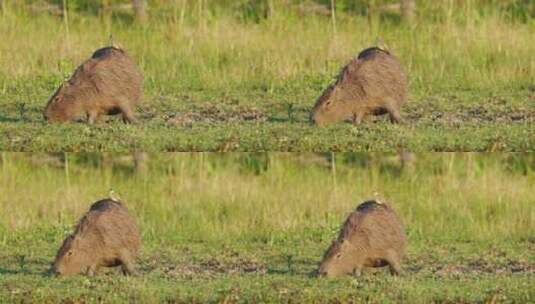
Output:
top-left (310, 47), bottom-right (408, 126)
top-left (44, 46), bottom-right (143, 124)
top-left (51, 198), bottom-right (141, 277)
top-left (318, 199), bottom-right (407, 278)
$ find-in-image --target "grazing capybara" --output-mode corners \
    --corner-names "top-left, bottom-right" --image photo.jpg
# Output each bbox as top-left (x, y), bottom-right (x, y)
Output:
top-left (318, 199), bottom-right (407, 277)
top-left (44, 46), bottom-right (143, 123)
top-left (51, 198), bottom-right (141, 277)
top-left (310, 47), bottom-right (408, 126)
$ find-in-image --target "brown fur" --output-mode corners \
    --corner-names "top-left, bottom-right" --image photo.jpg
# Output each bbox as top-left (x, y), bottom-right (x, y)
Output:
top-left (44, 46), bottom-right (143, 123)
top-left (318, 200), bottom-right (407, 277)
top-left (52, 199), bottom-right (141, 277)
top-left (310, 47), bottom-right (408, 126)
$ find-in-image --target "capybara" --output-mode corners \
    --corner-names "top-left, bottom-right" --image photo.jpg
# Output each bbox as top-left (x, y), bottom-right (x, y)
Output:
top-left (44, 46), bottom-right (143, 123)
top-left (310, 47), bottom-right (408, 126)
top-left (52, 198), bottom-right (141, 277)
top-left (318, 199), bottom-right (407, 277)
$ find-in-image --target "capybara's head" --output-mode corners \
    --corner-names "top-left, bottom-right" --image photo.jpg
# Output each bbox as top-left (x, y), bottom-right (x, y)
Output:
top-left (318, 239), bottom-right (358, 277)
top-left (44, 83), bottom-right (81, 122)
top-left (310, 84), bottom-right (354, 126)
top-left (52, 234), bottom-right (91, 276)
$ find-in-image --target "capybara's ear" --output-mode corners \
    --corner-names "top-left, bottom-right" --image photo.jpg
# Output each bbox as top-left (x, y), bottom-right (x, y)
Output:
top-left (324, 96), bottom-right (334, 107)
top-left (341, 65), bottom-right (357, 82)
top-left (67, 234), bottom-right (78, 244)
top-left (82, 61), bottom-right (97, 72)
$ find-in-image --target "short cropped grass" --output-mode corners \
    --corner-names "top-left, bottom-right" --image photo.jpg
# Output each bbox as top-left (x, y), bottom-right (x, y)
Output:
top-left (0, 153), bottom-right (533, 302)
top-left (0, 2), bottom-right (534, 151)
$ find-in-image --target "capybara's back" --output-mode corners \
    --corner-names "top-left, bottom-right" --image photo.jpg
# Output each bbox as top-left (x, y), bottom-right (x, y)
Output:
top-left (318, 199), bottom-right (407, 277)
top-left (44, 46), bottom-right (143, 123)
top-left (311, 47), bottom-right (408, 126)
top-left (342, 200), bottom-right (406, 248)
top-left (88, 47), bottom-right (143, 109)
top-left (52, 198), bottom-right (141, 276)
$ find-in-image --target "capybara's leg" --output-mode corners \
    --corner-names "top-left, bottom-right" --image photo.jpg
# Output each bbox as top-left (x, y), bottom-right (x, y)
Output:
top-left (352, 112), bottom-right (366, 125)
top-left (119, 250), bottom-right (136, 275)
top-left (385, 250), bottom-right (403, 275)
top-left (388, 260), bottom-right (403, 275)
top-left (87, 111), bottom-right (99, 124)
top-left (384, 101), bottom-right (402, 123)
top-left (388, 109), bottom-right (402, 124)
top-left (352, 267), bottom-right (363, 276)
top-left (120, 106), bottom-right (137, 124)
top-left (120, 260), bottom-right (136, 276)
top-left (87, 264), bottom-right (100, 276)
top-left (383, 98), bottom-right (402, 123)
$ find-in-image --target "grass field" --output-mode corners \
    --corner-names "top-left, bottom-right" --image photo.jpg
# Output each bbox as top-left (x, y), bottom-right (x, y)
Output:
top-left (0, 153), bottom-right (533, 303)
top-left (0, 2), bottom-right (534, 151)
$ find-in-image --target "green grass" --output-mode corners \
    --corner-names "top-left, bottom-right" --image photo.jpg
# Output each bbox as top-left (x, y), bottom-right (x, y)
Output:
top-left (0, 153), bottom-right (533, 302)
top-left (0, 3), bottom-right (534, 151)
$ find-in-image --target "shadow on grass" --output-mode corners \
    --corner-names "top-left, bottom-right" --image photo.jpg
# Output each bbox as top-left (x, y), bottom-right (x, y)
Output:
top-left (265, 113), bottom-right (311, 124)
top-left (0, 111), bottom-right (46, 124)
top-left (266, 267), bottom-right (320, 279)
top-left (0, 267), bottom-right (50, 276)
top-left (0, 114), bottom-right (22, 123)
top-left (0, 255), bottom-right (54, 277)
